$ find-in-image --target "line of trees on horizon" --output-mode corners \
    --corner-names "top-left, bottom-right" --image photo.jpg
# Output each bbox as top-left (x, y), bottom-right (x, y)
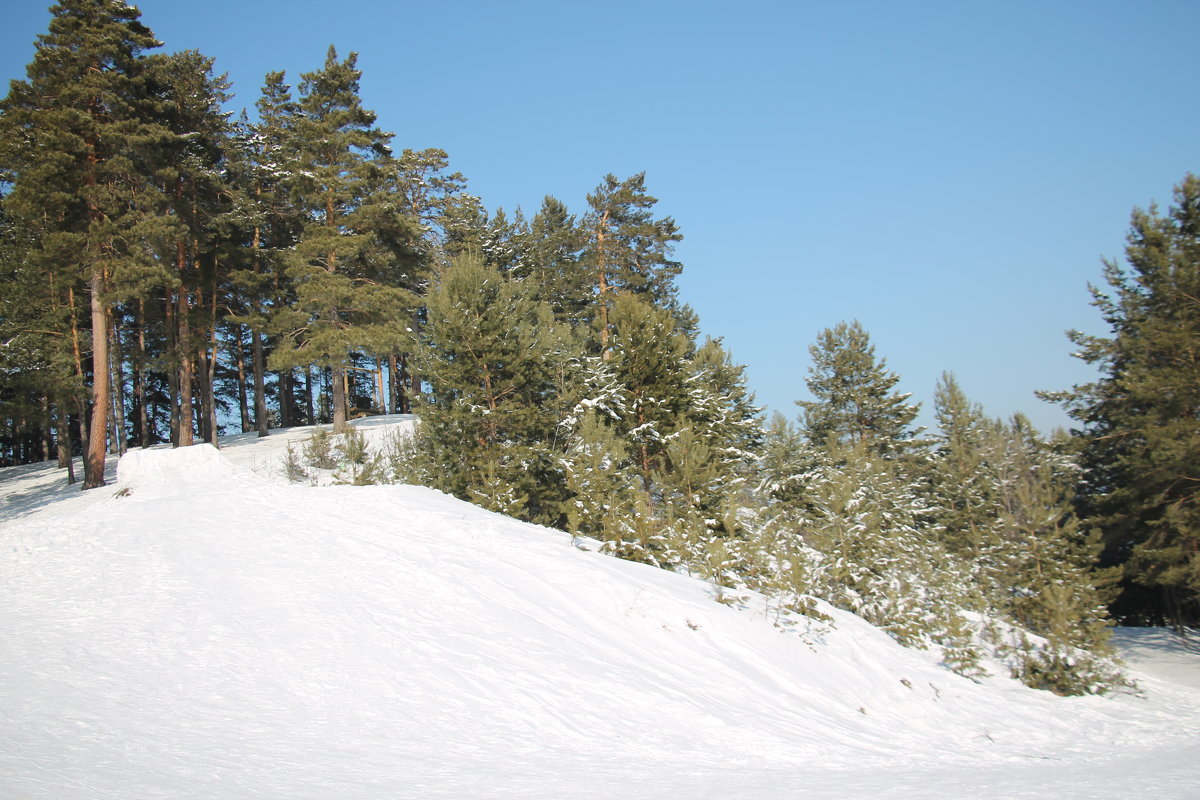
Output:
top-left (1, 2), bottom-right (1196, 689)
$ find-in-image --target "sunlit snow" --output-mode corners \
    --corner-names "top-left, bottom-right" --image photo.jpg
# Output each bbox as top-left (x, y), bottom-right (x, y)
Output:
top-left (2, 416), bottom-right (1198, 799)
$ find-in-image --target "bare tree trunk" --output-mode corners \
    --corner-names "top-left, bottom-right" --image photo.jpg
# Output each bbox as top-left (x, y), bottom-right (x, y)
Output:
top-left (278, 370), bottom-right (294, 428)
top-left (253, 327), bottom-right (268, 437)
top-left (234, 327), bottom-right (251, 432)
top-left (165, 290), bottom-right (179, 446)
top-left (55, 400), bottom-right (75, 485)
top-left (201, 274), bottom-right (219, 446)
top-left (304, 368), bottom-right (315, 425)
top-left (374, 357), bottom-right (384, 414)
top-left (109, 314), bottom-right (127, 455)
top-left (41, 395), bottom-right (52, 462)
top-left (197, 345), bottom-right (213, 443)
top-left (54, 402), bottom-right (70, 468)
top-left (67, 287), bottom-right (89, 456)
top-left (135, 298), bottom-right (150, 447)
top-left (387, 353), bottom-right (399, 414)
top-left (332, 364), bottom-right (348, 432)
top-left (84, 272), bottom-right (109, 489)
top-left (177, 278), bottom-right (194, 447)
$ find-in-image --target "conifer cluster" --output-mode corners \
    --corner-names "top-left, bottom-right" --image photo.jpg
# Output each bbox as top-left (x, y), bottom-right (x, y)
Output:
top-left (5, 1), bottom-right (1187, 695)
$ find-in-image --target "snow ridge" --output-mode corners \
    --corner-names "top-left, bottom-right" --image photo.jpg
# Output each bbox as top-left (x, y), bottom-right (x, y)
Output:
top-left (1, 418), bottom-right (1199, 799)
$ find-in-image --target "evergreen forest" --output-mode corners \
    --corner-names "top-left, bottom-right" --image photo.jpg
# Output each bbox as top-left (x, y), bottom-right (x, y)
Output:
top-left (2, 1), bottom-right (1197, 695)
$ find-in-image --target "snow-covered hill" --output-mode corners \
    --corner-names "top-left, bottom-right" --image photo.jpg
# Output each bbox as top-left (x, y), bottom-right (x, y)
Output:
top-left (2, 417), bottom-right (1199, 799)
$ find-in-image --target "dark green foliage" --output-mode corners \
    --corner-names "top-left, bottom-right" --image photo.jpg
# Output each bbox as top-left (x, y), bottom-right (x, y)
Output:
top-left (931, 376), bottom-right (1119, 688)
top-left (514, 196), bottom-right (591, 326)
top-left (583, 173), bottom-right (684, 352)
top-left (413, 255), bottom-right (571, 522)
top-left (1046, 174), bottom-right (1200, 629)
top-left (302, 427), bottom-right (338, 469)
top-left (754, 329), bottom-right (1120, 691)
top-left (333, 426), bottom-right (383, 485)
top-left (0, 5), bottom-right (1131, 701)
top-left (268, 46), bottom-right (416, 433)
top-left (797, 320), bottom-right (922, 458)
top-left (1, 0), bottom-right (166, 486)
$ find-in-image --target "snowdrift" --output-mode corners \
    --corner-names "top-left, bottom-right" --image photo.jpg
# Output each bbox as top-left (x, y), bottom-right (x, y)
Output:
top-left (2, 418), bottom-right (1199, 799)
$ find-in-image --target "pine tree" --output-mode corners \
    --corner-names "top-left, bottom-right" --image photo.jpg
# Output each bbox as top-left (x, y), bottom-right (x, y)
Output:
top-left (757, 412), bottom-right (813, 505)
top-left (929, 373), bottom-right (1005, 584)
top-left (140, 48), bottom-right (235, 447)
top-left (932, 375), bottom-right (1120, 692)
top-left (798, 320), bottom-right (922, 458)
top-left (1046, 174), bottom-right (1200, 629)
top-left (798, 439), bottom-right (981, 668)
top-left (413, 255), bottom-right (571, 521)
top-left (0, 0), bottom-right (165, 487)
top-left (0, 204), bottom-right (83, 474)
top-left (605, 294), bottom-right (691, 495)
top-left (225, 71), bottom-right (304, 436)
top-left (561, 406), bottom-right (641, 544)
top-left (515, 196), bottom-right (590, 326)
top-left (582, 173), bottom-right (683, 353)
top-left (659, 337), bottom-right (764, 546)
top-left (269, 47), bottom-right (413, 433)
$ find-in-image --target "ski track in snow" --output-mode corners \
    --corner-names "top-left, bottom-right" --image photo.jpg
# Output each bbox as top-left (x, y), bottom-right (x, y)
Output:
top-left (1, 416), bottom-right (1198, 799)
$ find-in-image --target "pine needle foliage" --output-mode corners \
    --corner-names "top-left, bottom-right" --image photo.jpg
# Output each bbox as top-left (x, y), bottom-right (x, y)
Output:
top-left (1045, 174), bottom-right (1200, 629)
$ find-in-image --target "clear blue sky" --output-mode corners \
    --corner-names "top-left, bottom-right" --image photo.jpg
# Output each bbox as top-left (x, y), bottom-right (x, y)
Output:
top-left (4, 0), bottom-right (1197, 432)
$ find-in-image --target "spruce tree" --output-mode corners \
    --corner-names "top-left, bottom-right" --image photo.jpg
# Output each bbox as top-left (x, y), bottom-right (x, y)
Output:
top-left (1047, 174), bottom-right (1200, 628)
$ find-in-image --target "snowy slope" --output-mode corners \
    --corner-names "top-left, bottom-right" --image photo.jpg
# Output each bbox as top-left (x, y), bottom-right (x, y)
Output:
top-left (2, 417), bottom-right (1199, 799)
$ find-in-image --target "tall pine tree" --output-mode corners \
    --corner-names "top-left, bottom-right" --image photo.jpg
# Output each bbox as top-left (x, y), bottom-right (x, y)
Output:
top-left (270, 47), bottom-right (413, 432)
top-left (0, 0), bottom-right (165, 487)
top-left (1047, 174), bottom-right (1200, 629)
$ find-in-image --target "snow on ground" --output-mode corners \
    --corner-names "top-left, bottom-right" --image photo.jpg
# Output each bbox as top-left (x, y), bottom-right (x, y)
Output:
top-left (2, 416), bottom-right (1199, 799)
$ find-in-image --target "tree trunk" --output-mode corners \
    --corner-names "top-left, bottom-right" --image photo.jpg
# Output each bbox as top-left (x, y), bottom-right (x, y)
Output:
top-left (234, 327), bottom-right (251, 432)
top-left (109, 314), bottom-right (127, 455)
top-left (135, 298), bottom-right (150, 447)
top-left (332, 363), bottom-right (348, 432)
top-left (177, 279), bottom-right (194, 447)
top-left (197, 345), bottom-right (212, 443)
top-left (278, 370), bottom-right (294, 428)
top-left (201, 274), bottom-right (219, 446)
top-left (596, 209), bottom-right (611, 355)
top-left (165, 290), bottom-right (180, 446)
top-left (387, 353), bottom-right (399, 414)
top-left (67, 287), bottom-right (89, 454)
top-left (55, 400), bottom-right (75, 485)
top-left (408, 309), bottom-right (422, 403)
top-left (253, 326), bottom-right (268, 437)
top-left (84, 271), bottom-right (109, 489)
top-left (304, 368), bottom-right (315, 425)
top-left (41, 395), bottom-right (52, 463)
top-left (374, 357), bottom-right (384, 414)
top-left (54, 402), bottom-right (70, 468)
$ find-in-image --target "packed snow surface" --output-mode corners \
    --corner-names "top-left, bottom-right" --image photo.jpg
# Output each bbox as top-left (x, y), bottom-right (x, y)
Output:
top-left (2, 416), bottom-right (1199, 798)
